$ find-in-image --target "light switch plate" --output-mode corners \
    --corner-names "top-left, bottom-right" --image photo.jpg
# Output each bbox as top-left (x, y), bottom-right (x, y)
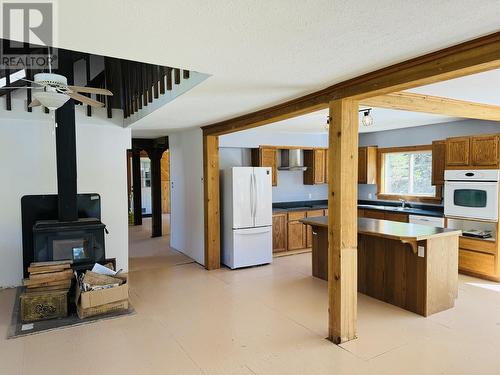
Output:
top-left (418, 246), bottom-right (425, 257)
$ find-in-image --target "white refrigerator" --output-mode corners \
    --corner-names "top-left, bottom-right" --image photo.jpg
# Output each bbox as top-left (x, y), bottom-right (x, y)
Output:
top-left (222, 167), bottom-right (273, 269)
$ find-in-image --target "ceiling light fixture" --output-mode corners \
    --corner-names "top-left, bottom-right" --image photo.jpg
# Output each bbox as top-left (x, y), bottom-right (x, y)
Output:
top-left (361, 108), bottom-right (374, 127)
top-left (324, 108), bottom-right (374, 131)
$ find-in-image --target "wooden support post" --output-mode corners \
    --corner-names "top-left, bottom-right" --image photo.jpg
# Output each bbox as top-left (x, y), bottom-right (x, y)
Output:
top-left (328, 98), bottom-right (359, 344)
top-left (132, 149), bottom-right (143, 225)
top-left (203, 135), bottom-right (221, 270)
top-left (149, 149), bottom-right (163, 238)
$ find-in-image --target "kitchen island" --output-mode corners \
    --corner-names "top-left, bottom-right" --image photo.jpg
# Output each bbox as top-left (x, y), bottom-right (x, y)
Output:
top-left (300, 216), bottom-right (461, 317)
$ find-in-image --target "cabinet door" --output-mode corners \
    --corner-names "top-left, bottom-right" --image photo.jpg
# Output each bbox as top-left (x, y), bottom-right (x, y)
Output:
top-left (306, 210), bottom-right (324, 248)
top-left (446, 137), bottom-right (470, 167)
top-left (287, 221), bottom-right (306, 250)
top-left (272, 213), bottom-right (287, 253)
top-left (358, 147), bottom-right (377, 184)
top-left (260, 148), bottom-right (278, 186)
top-left (384, 212), bottom-right (408, 223)
top-left (471, 135), bottom-right (499, 167)
top-left (358, 147), bottom-right (368, 184)
top-left (432, 140), bottom-right (446, 185)
top-left (314, 149), bottom-right (326, 184)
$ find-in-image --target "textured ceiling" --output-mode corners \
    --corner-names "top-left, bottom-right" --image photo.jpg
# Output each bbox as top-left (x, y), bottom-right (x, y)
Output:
top-left (8, 0), bottom-right (499, 135)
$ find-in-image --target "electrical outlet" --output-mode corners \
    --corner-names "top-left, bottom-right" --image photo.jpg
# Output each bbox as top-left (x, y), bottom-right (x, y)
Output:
top-left (308, 193), bottom-right (312, 199)
top-left (368, 193), bottom-right (373, 199)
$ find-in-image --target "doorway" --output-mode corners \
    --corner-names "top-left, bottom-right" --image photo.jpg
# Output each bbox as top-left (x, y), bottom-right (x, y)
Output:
top-left (127, 148), bottom-right (171, 257)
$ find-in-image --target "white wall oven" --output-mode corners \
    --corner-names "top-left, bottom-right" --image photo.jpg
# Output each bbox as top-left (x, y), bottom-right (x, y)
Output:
top-left (444, 170), bottom-right (499, 221)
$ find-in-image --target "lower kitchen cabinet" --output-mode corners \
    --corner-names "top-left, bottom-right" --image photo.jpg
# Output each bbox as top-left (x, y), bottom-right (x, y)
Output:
top-left (359, 209), bottom-right (408, 222)
top-left (306, 209), bottom-right (325, 248)
top-left (384, 211), bottom-right (409, 223)
top-left (272, 212), bottom-right (287, 253)
top-left (457, 236), bottom-right (500, 281)
top-left (362, 209), bottom-right (385, 220)
top-left (288, 219), bottom-right (307, 250)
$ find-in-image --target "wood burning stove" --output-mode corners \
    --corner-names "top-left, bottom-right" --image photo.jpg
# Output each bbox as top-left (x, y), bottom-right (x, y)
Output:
top-left (33, 218), bottom-right (106, 265)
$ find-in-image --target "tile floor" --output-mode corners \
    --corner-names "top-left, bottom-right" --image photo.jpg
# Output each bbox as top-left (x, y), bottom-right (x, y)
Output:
top-left (2, 223), bottom-right (500, 374)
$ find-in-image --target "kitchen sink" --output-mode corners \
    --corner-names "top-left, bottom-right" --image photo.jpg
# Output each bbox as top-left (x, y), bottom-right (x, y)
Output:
top-left (393, 207), bottom-right (413, 211)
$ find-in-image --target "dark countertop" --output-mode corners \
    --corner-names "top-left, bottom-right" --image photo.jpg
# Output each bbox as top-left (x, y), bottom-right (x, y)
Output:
top-left (357, 204), bottom-right (444, 218)
top-left (273, 199), bottom-right (444, 217)
top-left (300, 216), bottom-right (461, 241)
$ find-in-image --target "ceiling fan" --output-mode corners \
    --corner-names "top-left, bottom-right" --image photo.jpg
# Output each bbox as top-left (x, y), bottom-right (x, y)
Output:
top-left (2, 72), bottom-right (113, 110)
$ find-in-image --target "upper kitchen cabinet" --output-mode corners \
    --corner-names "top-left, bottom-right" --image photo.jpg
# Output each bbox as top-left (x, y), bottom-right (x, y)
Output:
top-left (446, 135), bottom-right (499, 169)
top-left (252, 147), bottom-right (278, 186)
top-left (446, 136), bottom-right (470, 167)
top-left (471, 135), bottom-right (499, 167)
top-left (432, 140), bottom-right (446, 185)
top-left (304, 149), bottom-right (327, 185)
top-left (358, 146), bottom-right (377, 184)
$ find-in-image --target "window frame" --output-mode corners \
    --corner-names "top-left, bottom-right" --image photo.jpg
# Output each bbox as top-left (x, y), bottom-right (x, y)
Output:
top-left (377, 145), bottom-right (442, 203)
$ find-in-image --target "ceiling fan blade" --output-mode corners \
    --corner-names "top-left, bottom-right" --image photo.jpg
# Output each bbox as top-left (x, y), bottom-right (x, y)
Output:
top-left (28, 99), bottom-right (41, 107)
top-left (68, 92), bottom-right (105, 107)
top-left (0, 86), bottom-right (39, 89)
top-left (20, 78), bottom-right (45, 86)
top-left (67, 85), bottom-right (113, 96)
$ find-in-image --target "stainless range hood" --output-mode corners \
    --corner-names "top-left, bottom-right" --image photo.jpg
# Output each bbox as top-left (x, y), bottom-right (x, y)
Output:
top-left (278, 149), bottom-right (307, 171)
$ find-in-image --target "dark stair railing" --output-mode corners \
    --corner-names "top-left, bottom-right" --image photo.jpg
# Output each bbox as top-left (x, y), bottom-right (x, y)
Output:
top-left (0, 51), bottom-right (191, 120)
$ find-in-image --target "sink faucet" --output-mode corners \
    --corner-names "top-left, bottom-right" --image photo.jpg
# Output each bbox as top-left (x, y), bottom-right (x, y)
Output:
top-left (399, 199), bottom-right (407, 209)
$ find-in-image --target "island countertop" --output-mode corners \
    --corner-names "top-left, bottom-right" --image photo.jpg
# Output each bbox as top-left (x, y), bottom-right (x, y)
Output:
top-left (300, 216), bottom-right (461, 243)
top-left (300, 216), bottom-right (460, 317)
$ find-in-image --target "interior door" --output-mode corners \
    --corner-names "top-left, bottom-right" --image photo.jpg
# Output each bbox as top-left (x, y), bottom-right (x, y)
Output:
top-left (253, 167), bottom-right (272, 227)
top-left (232, 167), bottom-right (254, 229)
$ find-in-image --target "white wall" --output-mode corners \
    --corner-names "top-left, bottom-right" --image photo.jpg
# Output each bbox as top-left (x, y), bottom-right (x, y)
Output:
top-left (169, 128), bottom-right (205, 265)
top-left (0, 101), bottom-right (130, 287)
top-left (220, 130), bottom-right (327, 148)
top-left (220, 131), bottom-right (329, 202)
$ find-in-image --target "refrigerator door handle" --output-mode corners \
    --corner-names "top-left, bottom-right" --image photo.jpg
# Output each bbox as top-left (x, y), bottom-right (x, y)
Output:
top-left (252, 172), bottom-right (257, 220)
top-left (234, 226), bottom-right (272, 235)
top-left (249, 172), bottom-right (254, 222)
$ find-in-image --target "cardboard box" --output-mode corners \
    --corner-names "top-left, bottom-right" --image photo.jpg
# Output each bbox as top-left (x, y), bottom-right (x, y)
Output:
top-left (77, 299), bottom-right (129, 319)
top-left (75, 274), bottom-right (128, 319)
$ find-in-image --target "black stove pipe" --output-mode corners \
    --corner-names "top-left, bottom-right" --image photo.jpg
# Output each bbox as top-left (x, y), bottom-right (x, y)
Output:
top-left (55, 49), bottom-right (78, 222)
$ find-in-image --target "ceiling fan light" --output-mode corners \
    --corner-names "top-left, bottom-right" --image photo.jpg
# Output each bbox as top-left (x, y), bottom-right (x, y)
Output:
top-left (33, 91), bottom-right (70, 110)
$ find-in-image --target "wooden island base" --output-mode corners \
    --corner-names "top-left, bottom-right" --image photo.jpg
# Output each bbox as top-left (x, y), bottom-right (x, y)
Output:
top-left (304, 217), bottom-right (461, 317)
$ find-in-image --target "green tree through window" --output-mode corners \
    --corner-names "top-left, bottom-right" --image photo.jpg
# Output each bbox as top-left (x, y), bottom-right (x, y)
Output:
top-left (384, 151), bottom-right (435, 196)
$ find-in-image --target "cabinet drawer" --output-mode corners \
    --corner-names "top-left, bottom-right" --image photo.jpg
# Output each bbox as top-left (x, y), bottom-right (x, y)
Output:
top-left (288, 211), bottom-right (307, 221)
top-left (459, 248), bottom-right (496, 275)
top-left (459, 236), bottom-right (497, 255)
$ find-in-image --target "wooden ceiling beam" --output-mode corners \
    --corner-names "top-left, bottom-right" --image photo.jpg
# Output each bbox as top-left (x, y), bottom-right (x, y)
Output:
top-left (362, 91), bottom-right (500, 121)
top-left (202, 31), bottom-right (500, 136)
